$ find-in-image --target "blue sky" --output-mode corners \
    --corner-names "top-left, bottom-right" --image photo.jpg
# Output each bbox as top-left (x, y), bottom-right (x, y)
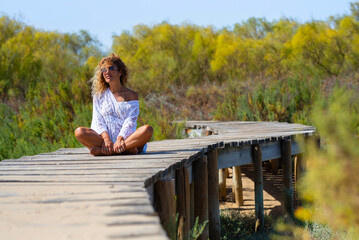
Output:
top-left (0, 0), bottom-right (353, 51)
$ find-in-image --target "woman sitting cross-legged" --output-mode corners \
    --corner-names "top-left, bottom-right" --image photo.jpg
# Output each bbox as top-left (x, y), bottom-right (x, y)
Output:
top-left (75, 53), bottom-right (153, 156)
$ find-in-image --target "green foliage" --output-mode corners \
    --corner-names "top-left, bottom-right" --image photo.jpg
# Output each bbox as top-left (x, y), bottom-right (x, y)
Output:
top-left (214, 76), bottom-right (320, 124)
top-left (1, 7), bottom-right (359, 240)
top-left (220, 210), bottom-right (274, 240)
top-left (190, 217), bottom-right (208, 240)
top-left (164, 214), bottom-right (208, 240)
top-left (271, 87), bottom-right (359, 240)
top-left (0, 15), bottom-right (103, 160)
top-left (0, 15), bottom-right (185, 160)
top-left (2, 3), bottom-right (359, 162)
top-left (138, 97), bottom-right (184, 141)
top-left (0, 103), bottom-right (18, 159)
top-left (296, 88), bottom-right (359, 239)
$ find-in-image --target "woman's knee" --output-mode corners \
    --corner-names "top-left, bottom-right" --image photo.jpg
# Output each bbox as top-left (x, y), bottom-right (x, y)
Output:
top-left (142, 125), bottom-right (153, 138)
top-left (74, 127), bottom-right (87, 139)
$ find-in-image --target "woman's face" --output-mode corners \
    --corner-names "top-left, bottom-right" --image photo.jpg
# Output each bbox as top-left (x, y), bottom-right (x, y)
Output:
top-left (101, 63), bottom-right (121, 84)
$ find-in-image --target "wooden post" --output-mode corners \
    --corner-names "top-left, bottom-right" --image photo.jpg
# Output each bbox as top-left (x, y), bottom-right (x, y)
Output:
top-left (176, 167), bottom-right (190, 240)
top-left (193, 156), bottom-right (209, 240)
top-left (154, 179), bottom-right (176, 237)
top-left (282, 139), bottom-right (293, 218)
top-left (232, 166), bottom-right (244, 207)
top-left (190, 182), bottom-right (194, 228)
top-left (218, 169), bottom-right (227, 201)
top-left (295, 154), bottom-right (305, 181)
top-left (269, 159), bottom-right (279, 175)
top-left (207, 149), bottom-right (220, 240)
top-left (252, 144), bottom-right (264, 232)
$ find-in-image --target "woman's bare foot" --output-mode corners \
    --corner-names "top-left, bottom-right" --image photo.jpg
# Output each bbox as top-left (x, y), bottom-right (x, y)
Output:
top-left (90, 146), bottom-right (138, 156)
top-left (123, 146), bottom-right (144, 155)
top-left (90, 147), bottom-right (104, 156)
top-left (123, 148), bottom-right (138, 155)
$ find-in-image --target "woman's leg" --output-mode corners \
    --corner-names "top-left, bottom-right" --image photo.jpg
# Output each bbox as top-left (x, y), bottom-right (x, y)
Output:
top-left (74, 127), bottom-right (103, 149)
top-left (123, 125), bottom-right (153, 154)
top-left (75, 125), bottom-right (153, 156)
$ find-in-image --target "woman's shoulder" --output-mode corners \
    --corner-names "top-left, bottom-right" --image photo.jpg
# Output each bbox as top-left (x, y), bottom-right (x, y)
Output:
top-left (125, 88), bottom-right (138, 101)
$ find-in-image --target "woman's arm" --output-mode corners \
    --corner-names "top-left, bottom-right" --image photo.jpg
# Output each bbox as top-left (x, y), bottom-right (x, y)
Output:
top-left (117, 101), bottom-right (140, 140)
top-left (90, 96), bottom-right (108, 135)
top-left (91, 95), bottom-right (114, 155)
top-left (113, 91), bottom-right (139, 153)
top-left (113, 101), bottom-right (139, 153)
top-left (101, 131), bottom-right (114, 155)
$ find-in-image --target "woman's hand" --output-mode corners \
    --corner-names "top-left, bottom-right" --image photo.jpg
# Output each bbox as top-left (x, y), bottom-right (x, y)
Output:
top-left (113, 136), bottom-right (126, 154)
top-left (100, 132), bottom-right (114, 155)
top-left (102, 138), bottom-right (114, 155)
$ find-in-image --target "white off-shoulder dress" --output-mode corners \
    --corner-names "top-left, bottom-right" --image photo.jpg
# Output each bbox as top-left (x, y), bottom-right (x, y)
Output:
top-left (90, 88), bottom-right (147, 152)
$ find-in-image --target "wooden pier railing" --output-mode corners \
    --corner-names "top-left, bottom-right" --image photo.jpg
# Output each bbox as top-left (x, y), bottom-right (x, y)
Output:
top-left (0, 121), bottom-right (315, 240)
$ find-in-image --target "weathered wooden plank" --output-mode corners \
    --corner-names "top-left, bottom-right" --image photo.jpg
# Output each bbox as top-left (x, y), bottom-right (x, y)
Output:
top-left (253, 144), bottom-right (264, 232)
top-left (0, 221), bottom-right (167, 240)
top-left (190, 181), bottom-right (194, 228)
top-left (282, 139), bottom-right (294, 218)
top-left (0, 154), bottom-right (189, 164)
top-left (269, 159), bottom-right (279, 174)
top-left (154, 179), bottom-right (176, 237)
top-left (0, 160), bottom-right (183, 170)
top-left (0, 168), bottom-right (163, 175)
top-left (3, 154), bottom-right (185, 163)
top-left (233, 166), bottom-right (244, 207)
top-left (176, 167), bottom-right (190, 240)
top-left (0, 121), bottom-right (316, 240)
top-left (218, 145), bottom-right (252, 169)
top-left (218, 140), bottom-right (303, 169)
top-left (218, 168), bottom-right (227, 201)
top-left (207, 149), bottom-right (220, 240)
top-left (193, 155), bottom-right (209, 240)
top-left (0, 197), bottom-right (165, 239)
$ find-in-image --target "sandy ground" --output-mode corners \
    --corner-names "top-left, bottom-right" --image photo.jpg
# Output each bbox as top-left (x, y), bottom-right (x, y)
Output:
top-left (219, 161), bottom-right (298, 217)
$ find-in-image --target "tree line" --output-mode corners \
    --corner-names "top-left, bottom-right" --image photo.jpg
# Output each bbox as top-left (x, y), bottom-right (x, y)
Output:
top-left (0, 5), bottom-right (358, 158)
top-left (1, 3), bottom-right (359, 238)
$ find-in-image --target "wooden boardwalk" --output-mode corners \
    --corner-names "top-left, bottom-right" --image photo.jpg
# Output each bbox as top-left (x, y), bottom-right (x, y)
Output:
top-left (0, 121), bottom-right (315, 239)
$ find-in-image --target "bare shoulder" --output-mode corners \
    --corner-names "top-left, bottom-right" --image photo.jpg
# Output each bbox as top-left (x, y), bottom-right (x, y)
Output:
top-left (125, 88), bottom-right (138, 101)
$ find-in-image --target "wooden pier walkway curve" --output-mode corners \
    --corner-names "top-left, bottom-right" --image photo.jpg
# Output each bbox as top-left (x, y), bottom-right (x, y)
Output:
top-left (0, 121), bottom-right (315, 240)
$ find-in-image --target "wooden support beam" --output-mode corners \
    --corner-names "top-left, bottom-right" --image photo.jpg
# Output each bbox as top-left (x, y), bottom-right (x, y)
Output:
top-left (269, 159), bottom-right (279, 175)
top-left (282, 139), bottom-right (294, 218)
top-left (154, 179), bottom-right (176, 237)
top-left (232, 166), bottom-right (244, 207)
top-left (252, 144), bottom-right (264, 232)
top-left (294, 153), bottom-right (305, 203)
top-left (190, 182), bottom-right (194, 228)
top-left (295, 154), bottom-right (305, 181)
top-left (193, 156), bottom-right (209, 240)
top-left (207, 149), bottom-right (220, 240)
top-left (218, 169), bottom-right (227, 201)
top-left (176, 167), bottom-right (190, 240)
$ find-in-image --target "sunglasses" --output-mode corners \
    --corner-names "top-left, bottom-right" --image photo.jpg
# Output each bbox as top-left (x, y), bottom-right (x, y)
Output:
top-left (101, 66), bottom-right (116, 73)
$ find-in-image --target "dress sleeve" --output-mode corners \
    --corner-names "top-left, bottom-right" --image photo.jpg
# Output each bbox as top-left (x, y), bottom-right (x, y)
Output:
top-left (90, 95), bottom-right (108, 135)
top-left (118, 101), bottom-right (139, 140)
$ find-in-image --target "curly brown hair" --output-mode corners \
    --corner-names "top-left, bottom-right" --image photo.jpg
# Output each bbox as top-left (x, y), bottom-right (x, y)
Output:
top-left (91, 53), bottom-right (128, 96)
